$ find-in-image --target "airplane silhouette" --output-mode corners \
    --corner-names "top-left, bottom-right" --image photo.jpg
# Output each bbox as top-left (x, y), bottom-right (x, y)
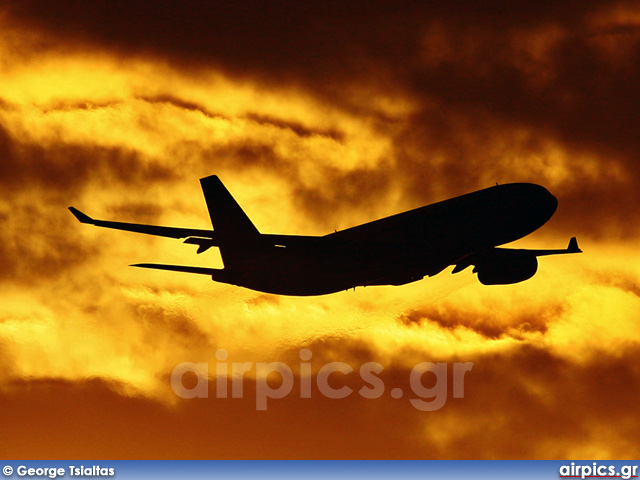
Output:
top-left (69, 175), bottom-right (581, 296)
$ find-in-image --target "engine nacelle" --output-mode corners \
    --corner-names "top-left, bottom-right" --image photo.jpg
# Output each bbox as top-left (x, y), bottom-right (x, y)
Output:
top-left (474, 251), bottom-right (538, 285)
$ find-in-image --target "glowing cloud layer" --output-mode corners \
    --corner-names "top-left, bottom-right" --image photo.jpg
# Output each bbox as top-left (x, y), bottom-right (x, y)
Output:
top-left (1, 1), bottom-right (639, 458)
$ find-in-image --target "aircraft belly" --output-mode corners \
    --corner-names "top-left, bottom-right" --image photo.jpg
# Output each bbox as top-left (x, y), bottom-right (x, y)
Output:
top-left (225, 249), bottom-right (351, 296)
top-left (227, 245), bottom-right (437, 295)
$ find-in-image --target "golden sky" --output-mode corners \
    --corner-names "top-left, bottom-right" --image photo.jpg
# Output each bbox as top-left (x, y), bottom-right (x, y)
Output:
top-left (1, 1), bottom-right (640, 459)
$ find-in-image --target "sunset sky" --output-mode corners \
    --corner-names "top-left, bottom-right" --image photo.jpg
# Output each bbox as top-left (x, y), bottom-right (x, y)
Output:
top-left (1, 1), bottom-right (639, 459)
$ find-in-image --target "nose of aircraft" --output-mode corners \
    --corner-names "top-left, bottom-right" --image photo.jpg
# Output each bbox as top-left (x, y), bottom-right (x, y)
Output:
top-left (505, 183), bottom-right (558, 221)
top-left (521, 184), bottom-right (558, 224)
top-left (538, 185), bottom-right (558, 217)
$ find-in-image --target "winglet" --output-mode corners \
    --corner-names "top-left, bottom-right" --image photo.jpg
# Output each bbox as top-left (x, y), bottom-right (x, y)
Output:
top-left (567, 236), bottom-right (582, 253)
top-left (68, 207), bottom-right (95, 224)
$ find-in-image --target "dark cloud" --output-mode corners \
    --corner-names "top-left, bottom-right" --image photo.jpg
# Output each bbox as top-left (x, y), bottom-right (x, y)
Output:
top-left (175, 140), bottom-right (395, 231)
top-left (0, 204), bottom-right (97, 283)
top-left (137, 95), bottom-right (231, 122)
top-left (54, 95), bottom-right (345, 141)
top-left (108, 202), bottom-right (164, 223)
top-left (551, 180), bottom-right (639, 240)
top-left (128, 299), bottom-right (214, 354)
top-left (5, 0), bottom-right (631, 138)
top-left (437, 345), bottom-right (640, 458)
top-left (2, 1), bottom-right (609, 87)
top-left (2, 343), bottom-right (639, 458)
top-left (0, 122), bottom-right (178, 283)
top-left (588, 269), bottom-right (640, 298)
top-left (40, 100), bottom-right (124, 114)
top-left (291, 167), bottom-right (396, 230)
top-left (7, 1), bottom-right (640, 237)
top-left (245, 113), bottom-right (344, 141)
top-left (398, 303), bottom-right (558, 339)
top-left (4, 1), bottom-right (418, 85)
top-left (0, 122), bottom-right (174, 194)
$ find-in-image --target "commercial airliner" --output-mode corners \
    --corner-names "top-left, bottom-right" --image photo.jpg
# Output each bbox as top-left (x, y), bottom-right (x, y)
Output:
top-left (69, 175), bottom-right (581, 296)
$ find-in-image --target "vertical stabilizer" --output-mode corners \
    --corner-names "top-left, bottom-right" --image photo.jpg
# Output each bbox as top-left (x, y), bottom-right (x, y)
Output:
top-left (200, 175), bottom-right (259, 235)
top-left (199, 175), bottom-right (259, 269)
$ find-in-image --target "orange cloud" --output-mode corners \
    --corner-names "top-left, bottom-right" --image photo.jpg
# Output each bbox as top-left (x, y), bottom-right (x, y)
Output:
top-left (0, 1), bottom-right (639, 459)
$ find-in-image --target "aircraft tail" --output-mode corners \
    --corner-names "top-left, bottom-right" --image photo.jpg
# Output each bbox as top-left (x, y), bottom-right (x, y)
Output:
top-left (200, 175), bottom-right (259, 235)
top-left (199, 175), bottom-right (259, 268)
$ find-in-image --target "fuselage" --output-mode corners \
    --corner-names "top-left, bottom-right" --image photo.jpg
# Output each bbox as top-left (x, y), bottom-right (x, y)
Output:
top-left (214, 183), bottom-right (558, 295)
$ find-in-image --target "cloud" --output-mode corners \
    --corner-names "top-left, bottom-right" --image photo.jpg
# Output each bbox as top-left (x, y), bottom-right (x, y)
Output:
top-left (0, 121), bottom-right (175, 194)
top-left (419, 345), bottom-right (640, 458)
top-left (1, 0), bottom-right (640, 460)
top-left (9, 0), bottom-right (638, 237)
top-left (399, 303), bottom-right (557, 340)
top-left (0, 119), bottom-right (180, 284)
top-left (2, 342), bottom-right (639, 459)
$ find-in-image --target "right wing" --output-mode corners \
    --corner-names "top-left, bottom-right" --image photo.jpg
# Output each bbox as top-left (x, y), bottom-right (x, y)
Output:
top-left (516, 236), bottom-right (583, 256)
top-left (452, 236), bottom-right (582, 274)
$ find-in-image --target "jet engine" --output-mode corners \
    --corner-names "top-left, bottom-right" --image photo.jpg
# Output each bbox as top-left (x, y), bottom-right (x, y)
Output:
top-left (473, 251), bottom-right (538, 285)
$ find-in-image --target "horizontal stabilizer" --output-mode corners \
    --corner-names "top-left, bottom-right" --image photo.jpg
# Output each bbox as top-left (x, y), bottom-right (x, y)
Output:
top-left (131, 263), bottom-right (222, 275)
top-left (184, 236), bottom-right (217, 253)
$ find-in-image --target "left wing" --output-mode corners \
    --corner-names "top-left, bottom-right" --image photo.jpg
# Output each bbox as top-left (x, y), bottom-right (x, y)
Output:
top-left (69, 207), bottom-right (324, 253)
top-left (68, 207), bottom-right (216, 239)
